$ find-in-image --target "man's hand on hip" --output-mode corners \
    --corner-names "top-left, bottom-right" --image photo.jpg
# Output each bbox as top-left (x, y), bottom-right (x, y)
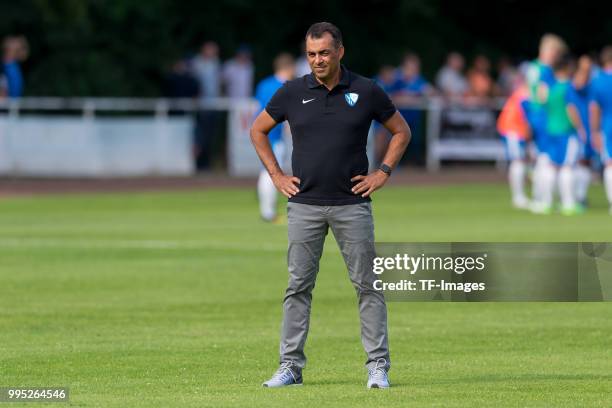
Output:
top-left (351, 171), bottom-right (389, 198)
top-left (272, 173), bottom-right (301, 198)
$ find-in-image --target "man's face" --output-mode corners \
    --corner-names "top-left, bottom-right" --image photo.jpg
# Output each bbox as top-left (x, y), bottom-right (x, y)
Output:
top-left (202, 42), bottom-right (218, 59)
top-left (277, 64), bottom-right (296, 80)
top-left (540, 46), bottom-right (562, 66)
top-left (402, 59), bottom-right (420, 78)
top-left (3, 38), bottom-right (19, 60)
top-left (448, 54), bottom-right (464, 71)
top-left (306, 33), bottom-right (344, 81)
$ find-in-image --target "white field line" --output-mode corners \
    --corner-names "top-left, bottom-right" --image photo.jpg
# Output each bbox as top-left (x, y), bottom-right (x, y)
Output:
top-left (0, 237), bottom-right (290, 252)
top-left (0, 238), bottom-right (582, 256)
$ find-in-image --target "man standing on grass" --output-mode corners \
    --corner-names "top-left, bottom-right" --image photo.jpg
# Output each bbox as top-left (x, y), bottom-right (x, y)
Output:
top-left (590, 46), bottom-right (612, 214)
top-left (255, 53), bottom-right (296, 223)
top-left (250, 22), bottom-right (410, 389)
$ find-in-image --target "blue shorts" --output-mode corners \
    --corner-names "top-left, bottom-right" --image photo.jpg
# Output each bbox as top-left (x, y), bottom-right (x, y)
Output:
top-left (502, 134), bottom-right (527, 161)
top-left (546, 134), bottom-right (579, 166)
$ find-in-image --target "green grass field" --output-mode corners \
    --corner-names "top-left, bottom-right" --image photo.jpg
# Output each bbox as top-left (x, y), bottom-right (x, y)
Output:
top-left (1, 183), bottom-right (611, 407)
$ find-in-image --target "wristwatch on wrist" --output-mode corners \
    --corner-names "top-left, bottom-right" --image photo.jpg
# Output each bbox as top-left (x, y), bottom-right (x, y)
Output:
top-left (379, 163), bottom-right (392, 176)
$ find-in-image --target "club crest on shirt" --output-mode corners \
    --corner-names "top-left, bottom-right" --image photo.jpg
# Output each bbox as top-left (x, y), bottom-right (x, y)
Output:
top-left (344, 92), bottom-right (359, 107)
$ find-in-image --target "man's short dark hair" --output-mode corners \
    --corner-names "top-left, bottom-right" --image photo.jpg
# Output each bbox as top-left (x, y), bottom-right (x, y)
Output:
top-left (553, 52), bottom-right (573, 71)
top-left (305, 22), bottom-right (343, 48)
top-left (273, 52), bottom-right (294, 71)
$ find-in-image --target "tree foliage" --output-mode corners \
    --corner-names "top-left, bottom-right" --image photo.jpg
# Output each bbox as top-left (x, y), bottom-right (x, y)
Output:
top-left (1, 0), bottom-right (609, 96)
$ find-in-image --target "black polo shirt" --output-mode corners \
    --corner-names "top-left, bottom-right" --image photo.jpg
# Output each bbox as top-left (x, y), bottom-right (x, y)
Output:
top-left (265, 65), bottom-right (397, 206)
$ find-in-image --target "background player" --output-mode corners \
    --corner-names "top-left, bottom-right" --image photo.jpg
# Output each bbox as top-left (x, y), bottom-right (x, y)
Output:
top-left (254, 53), bottom-right (296, 222)
top-left (536, 54), bottom-right (585, 215)
top-left (526, 34), bottom-right (567, 210)
top-left (497, 73), bottom-right (531, 209)
top-left (590, 46), bottom-right (612, 214)
top-left (571, 55), bottom-right (596, 206)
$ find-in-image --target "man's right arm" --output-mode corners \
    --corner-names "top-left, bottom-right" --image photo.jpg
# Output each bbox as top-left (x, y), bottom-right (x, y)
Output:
top-left (249, 110), bottom-right (300, 198)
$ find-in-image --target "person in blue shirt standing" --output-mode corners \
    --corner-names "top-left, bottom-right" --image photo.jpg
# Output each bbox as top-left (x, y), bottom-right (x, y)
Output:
top-left (590, 46), bottom-right (612, 214)
top-left (571, 55), bottom-right (597, 206)
top-left (525, 34), bottom-right (566, 210)
top-left (2, 36), bottom-right (28, 98)
top-left (254, 53), bottom-right (296, 222)
top-left (373, 65), bottom-right (400, 165)
top-left (391, 53), bottom-right (434, 165)
top-left (535, 54), bottom-right (586, 215)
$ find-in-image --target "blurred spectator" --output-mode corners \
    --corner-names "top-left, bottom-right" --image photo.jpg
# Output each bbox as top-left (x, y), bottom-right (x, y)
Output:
top-left (497, 56), bottom-right (518, 95)
top-left (163, 60), bottom-right (201, 172)
top-left (394, 53), bottom-right (434, 165)
top-left (191, 41), bottom-right (222, 171)
top-left (191, 41), bottom-right (221, 99)
top-left (394, 53), bottom-right (434, 114)
top-left (394, 53), bottom-right (435, 99)
top-left (373, 65), bottom-right (400, 165)
top-left (375, 64), bottom-right (398, 93)
top-left (466, 54), bottom-right (499, 98)
top-left (163, 59), bottom-right (199, 98)
top-left (588, 51), bottom-right (602, 78)
top-left (435, 51), bottom-right (468, 96)
top-left (222, 45), bottom-right (254, 97)
top-left (573, 54), bottom-right (593, 95)
top-left (295, 41), bottom-right (311, 77)
top-left (2, 35), bottom-right (29, 98)
top-left (572, 54), bottom-right (595, 204)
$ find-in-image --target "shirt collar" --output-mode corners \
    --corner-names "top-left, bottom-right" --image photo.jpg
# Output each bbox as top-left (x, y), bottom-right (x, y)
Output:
top-left (307, 65), bottom-right (351, 89)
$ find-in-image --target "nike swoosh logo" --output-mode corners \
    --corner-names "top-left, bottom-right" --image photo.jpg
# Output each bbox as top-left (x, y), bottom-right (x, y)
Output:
top-left (302, 98), bottom-right (315, 104)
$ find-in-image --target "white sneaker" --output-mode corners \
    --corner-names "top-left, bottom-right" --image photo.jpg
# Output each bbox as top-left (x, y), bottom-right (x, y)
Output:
top-left (262, 362), bottom-right (303, 388)
top-left (367, 358), bottom-right (390, 389)
top-left (512, 196), bottom-right (530, 210)
top-left (530, 201), bottom-right (552, 214)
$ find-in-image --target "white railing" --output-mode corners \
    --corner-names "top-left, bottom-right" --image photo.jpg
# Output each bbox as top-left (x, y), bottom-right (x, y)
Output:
top-left (0, 97), bottom-right (246, 113)
top-left (0, 96), bottom-right (508, 176)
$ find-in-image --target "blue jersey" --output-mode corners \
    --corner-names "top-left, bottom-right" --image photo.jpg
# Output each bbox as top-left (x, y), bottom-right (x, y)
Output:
top-left (524, 60), bottom-right (555, 147)
top-left (545, 79), bottom-right (576, 137)
top-left (526, 60), bottom-right (555, 109)
top-left (3, 61), bottom-right (23, 97)
top-left (395, 74), bottom-right (429, 95)
top-left (256, 75), bottom-right (285, 145)
top-left (570, 83), bottom-right (591, 136)
top-left (591, 70), bottom-right (612, 132)
top-left (374, 74), bottom-right (399, 94)
top-left (395, 74), bottom-right (429, 125)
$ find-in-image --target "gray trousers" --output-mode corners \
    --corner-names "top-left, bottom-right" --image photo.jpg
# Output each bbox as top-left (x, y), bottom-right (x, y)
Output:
top-left (280, 202), bottom-right (390, 371)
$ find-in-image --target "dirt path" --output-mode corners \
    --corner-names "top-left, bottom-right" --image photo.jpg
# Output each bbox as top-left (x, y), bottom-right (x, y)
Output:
top-left (0, 167), bottom-right (505, 197)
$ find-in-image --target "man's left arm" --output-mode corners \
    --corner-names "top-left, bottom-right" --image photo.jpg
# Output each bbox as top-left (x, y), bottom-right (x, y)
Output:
top-left (351, 111), bottom-right (411, 197)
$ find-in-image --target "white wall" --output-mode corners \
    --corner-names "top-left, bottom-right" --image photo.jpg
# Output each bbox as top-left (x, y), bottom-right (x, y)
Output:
top-left (0, 115), bottom-right (194, 177)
